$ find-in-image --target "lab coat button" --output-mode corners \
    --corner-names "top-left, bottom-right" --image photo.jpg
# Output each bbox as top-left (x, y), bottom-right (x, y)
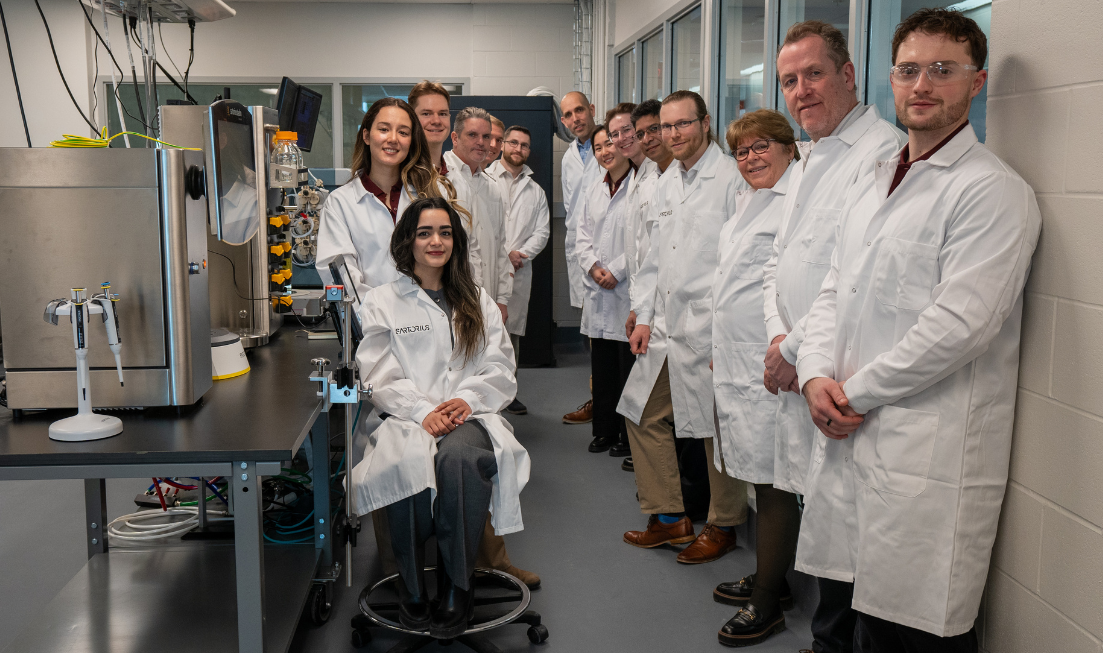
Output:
top-left (867, 242), bottom-right (871, 246)
top-left (851, 288), bottom-right (857, 293)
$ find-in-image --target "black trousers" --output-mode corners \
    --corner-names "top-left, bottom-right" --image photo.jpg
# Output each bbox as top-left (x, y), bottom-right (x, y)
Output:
top-left (590, 337), bottom-right (634, 439)
top-left (812, 578), bottom-right (857, 653)
top-left (855, 612), bottom-right (978, 653)
top-left (386, 421), bottom-right (497, 593)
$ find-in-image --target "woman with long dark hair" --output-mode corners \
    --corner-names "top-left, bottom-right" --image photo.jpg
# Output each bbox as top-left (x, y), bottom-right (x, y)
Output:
top-left (349, 197), bottom-right (529, 639)
top-left (317, 97), bottom-right (479, 303)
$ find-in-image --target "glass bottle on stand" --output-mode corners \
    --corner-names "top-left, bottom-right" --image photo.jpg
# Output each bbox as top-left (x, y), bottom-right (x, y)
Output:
top-left (271, 131), bottom-right (303, 188)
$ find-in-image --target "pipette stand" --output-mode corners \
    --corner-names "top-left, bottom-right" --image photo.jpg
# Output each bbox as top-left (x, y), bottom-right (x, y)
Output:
top-left (45, 287), bottom-right (124, 442)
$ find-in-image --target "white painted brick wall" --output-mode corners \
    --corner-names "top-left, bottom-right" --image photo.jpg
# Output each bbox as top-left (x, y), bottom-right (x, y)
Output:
top-left (985, 1), bottom-right (1103, 651)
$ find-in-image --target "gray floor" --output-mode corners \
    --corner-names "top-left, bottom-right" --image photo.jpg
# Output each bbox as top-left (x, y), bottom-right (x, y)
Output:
top-left (0, 343), bottom-right (814, 652)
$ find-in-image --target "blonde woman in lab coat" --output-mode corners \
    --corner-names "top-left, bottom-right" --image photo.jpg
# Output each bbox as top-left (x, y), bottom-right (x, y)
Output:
top-left (350, 196), bottom-right (529, 639)
top-left (710, 110), bottom-right (799, 648)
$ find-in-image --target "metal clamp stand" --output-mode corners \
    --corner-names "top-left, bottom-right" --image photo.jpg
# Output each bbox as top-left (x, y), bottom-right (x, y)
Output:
top-left (308, 285), bottom-right (373, 589)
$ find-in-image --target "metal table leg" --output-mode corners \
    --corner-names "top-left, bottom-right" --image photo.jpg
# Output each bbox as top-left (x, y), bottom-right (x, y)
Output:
top-left (312, 410), bottom-right (332, 567)
top-left (233, 460), bottom-right (266, 653)
top-left (83, 478), bottom-right (108, 558)
top-left (197, 476), bottom-right (208, 530)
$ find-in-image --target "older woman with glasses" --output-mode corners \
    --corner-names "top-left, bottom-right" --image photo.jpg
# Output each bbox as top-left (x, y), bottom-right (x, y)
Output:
top-left (709, 109), bottom-right (801, 648)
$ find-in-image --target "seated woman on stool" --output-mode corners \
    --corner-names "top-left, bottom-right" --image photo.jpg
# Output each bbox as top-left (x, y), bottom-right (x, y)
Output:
top-left (350, 196), bottom-right (530, 638)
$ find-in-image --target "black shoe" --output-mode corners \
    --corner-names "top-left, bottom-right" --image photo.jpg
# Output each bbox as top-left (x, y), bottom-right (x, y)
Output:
top-left (608, 434), bottom-right (631, 457)
top-left (396, 582), bottom-right (431, 631)
top-left (621, 456), bottom-right (634, 472)
top-left (714, 573), bottom-right (794, 611)
top-left (588, 434), bottom-right (616, 453)
top-left (718, 603), bottom-right (786, 647)
top-left (504, 398), bottom-right (527, 415)
top-left (429, 574), bottom-right (475, 639)
top-left (395, 555), bottom-right (430, 631)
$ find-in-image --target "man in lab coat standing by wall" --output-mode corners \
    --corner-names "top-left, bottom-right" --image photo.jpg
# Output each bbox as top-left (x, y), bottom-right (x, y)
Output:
top-left (796, 10), bottom-right (1040, 651)
top-left (624, 91), bottom-right (749, 565)
top-left (487, 126), bottom-right (551, 415)
top-left (757, 20), bottom-right (905, 653)
top-left (560, 91), bottom-right (602, 425)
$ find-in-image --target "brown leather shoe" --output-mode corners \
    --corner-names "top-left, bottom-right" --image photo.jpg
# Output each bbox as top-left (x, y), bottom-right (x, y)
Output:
top-left (502, 565), bottom-right (541, 590)
top-left (563, 400), bottom-right (593, 424)
top-left (623, 515), bottom-right (696, 548)
top-left (677, 523), bottom-right (738, 564)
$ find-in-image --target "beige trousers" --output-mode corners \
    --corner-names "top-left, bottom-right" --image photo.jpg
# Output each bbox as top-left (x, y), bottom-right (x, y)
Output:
top-left (625, 360), bottom-right (748, 526)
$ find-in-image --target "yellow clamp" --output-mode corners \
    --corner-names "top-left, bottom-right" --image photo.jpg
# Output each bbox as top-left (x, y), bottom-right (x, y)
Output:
top-left (269, 242), bottom-right (292, 255)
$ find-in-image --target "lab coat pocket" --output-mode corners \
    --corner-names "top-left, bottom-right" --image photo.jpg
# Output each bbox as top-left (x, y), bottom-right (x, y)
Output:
top-left (693, 211), bottom-right (727, 251)
top-left (872, 237), bottom-right (940, 311)
top-left (798, 208), bottom-right (841, 265)
top-left (733, 235), bottom-right (777, 280)
top-left (714, 343), bottom-right (772, 401)
top-left (682, 299), bottom-right (713, 349)
top-left (854, 405), bottom-right (939, 497)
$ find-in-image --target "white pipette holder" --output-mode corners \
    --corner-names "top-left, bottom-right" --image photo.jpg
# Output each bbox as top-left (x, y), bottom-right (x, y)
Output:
top-left (43, 285), bottom-right (125, 442)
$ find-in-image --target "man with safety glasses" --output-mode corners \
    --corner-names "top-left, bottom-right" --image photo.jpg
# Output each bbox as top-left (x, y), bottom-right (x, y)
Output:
top-left (796, 10), bottom-right (1040, 651)
top-left (624, 91), bottom-right (750, 566)
top-left (618, 99), bottom-right (676, 474)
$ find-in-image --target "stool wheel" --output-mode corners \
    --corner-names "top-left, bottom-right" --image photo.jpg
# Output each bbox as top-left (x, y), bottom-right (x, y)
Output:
top-left (350, 627), bottom-right (372, 648)
top-left (527, 624), bottom-right (550, 643)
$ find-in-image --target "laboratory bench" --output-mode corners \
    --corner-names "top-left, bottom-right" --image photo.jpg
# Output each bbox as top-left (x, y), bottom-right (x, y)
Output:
top-left (0, 331), bottom-right (341, 653)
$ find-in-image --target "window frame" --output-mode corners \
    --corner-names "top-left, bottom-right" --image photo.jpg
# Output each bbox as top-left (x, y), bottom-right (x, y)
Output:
top-left (96, 75), bottom-right (468, 169)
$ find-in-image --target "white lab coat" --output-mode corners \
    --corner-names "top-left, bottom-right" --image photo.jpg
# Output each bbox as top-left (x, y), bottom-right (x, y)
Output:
top-left (577, 171), bottom-right (632, 342)
top-left (630, 142), bottom-right (747, 439)
top-left (762, 104), bottom-right (905, 494)
top-left (316, 176), bottom-right (411, 308)
top-left (624, 158), bottom-right (661, 281)
top-left (443, 150), bottom-right (510, 304)
top-left (487, 161), bottom-right (551, 336)
top-left (793, 125), bottom-right (1041, 636)
top-left (561, 138), bottom-right (602, 308)
top-left (711, 165), bottom-right (791, 483)
top-left (616, 159), bottom-right (666, 424)
top-left (349, 278), bottom-right (531, 535)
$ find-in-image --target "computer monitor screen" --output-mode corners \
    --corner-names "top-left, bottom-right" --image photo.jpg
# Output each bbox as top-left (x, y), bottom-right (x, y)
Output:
top-left (276, 77), bottom-right (322, 152)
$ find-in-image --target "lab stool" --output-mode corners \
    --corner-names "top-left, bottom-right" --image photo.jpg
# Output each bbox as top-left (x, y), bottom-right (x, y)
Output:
top-left (351, 567), bottom-right (548, 652)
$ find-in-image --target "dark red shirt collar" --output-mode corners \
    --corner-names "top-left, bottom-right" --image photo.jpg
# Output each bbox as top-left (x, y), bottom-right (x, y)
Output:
top-left (437, 158), bottom-right (449, 177)
top-left (888, 121), bottom-right (969, 196)
top-left (360, 174), bottom-right (402, 223)
top-left (604, 160), bottom-right (637, 197)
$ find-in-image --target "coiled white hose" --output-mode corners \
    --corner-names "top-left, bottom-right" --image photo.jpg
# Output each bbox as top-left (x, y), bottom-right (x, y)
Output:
top-left (108, 507), bottom-right (232, 543)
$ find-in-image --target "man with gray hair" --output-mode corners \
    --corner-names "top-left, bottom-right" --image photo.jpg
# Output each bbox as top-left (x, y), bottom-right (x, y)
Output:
top-left (723, 18), bottom-right (904, 653)
top-left (443, 107), bottom-right (513, 322)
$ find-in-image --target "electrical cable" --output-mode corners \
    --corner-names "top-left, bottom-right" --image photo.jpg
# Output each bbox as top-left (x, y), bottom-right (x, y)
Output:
top-left (157, 22), bottom-right (182, 80)
top-left (0, 1), bottom-right (30, 147)
top-left (122, 16), bottom-right (147, 134)
top-left (207, 250), bottom-right (276, 301)
top-left (33, 0), bottom-right (97, 133)
top-left (49, 127), bottom-right (199, 149)
top-left (184, 20), bottom-right (195, 96)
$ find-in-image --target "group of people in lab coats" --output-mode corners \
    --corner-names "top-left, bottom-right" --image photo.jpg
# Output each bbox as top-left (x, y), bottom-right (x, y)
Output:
top-left (316, 81), bottom-right (549, 636)
top-left (560, 9), bottom-right (1039, 652)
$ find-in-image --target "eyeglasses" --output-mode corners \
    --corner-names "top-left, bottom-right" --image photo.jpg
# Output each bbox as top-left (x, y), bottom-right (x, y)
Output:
top-left (608, 128), bottom-right (636, 142)
top-left (734, 139), bottom-right (778, 161)
top-left (889, 61), bottom-right (979, 86)
top-left (660, 118), bottom-right (701, 134)
top-left (503, 139), bottom-right (530, 150)
top-left (635, 124), bottom-right (662, 140)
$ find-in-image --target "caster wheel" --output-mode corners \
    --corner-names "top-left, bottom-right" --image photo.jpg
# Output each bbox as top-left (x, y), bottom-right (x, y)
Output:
top-left (307, 583), bottom-right (331, 626)
top-left (527, 624), bottom-right (549, 643)
top-left (351, 628), bottom-right (372, 648)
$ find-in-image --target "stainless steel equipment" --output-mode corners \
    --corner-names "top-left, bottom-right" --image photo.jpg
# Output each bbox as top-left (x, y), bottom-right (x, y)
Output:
top-left (0, 148), bottom-right (212, 409)
top-left (161, 104), bottom-right (289, 348)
